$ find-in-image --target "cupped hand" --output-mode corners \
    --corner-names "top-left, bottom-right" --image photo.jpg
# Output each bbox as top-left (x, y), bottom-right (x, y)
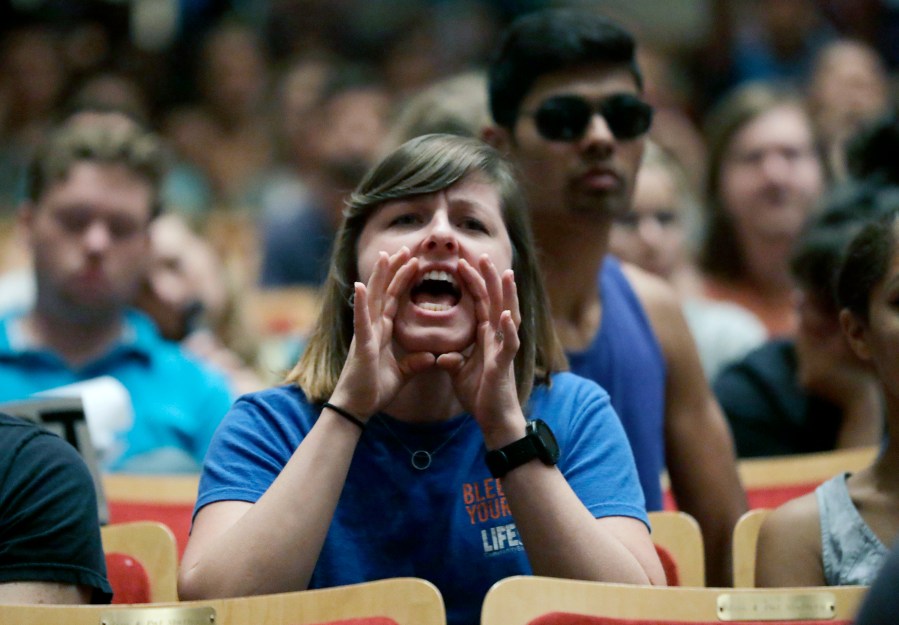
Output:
top-left (436, 254), bottom-right (523, 434)
top-left (329, 247), bottom-right (436, 420)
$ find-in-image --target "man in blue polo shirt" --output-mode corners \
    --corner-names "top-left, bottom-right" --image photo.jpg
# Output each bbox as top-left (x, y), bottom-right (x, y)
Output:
top-left (0, 114), bottom-right (233, 473)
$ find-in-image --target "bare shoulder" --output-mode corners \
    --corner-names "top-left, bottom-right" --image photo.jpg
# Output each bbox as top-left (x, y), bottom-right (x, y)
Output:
top-left (756, 493), bottom-right (825, 586)
top-left (619, 261), bottom-right (694, 356)
top-left (620, 262), bottom-right (682, 314)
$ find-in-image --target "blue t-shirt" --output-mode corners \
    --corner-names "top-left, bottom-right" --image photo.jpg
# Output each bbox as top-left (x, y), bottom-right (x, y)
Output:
top-left (196, 372), bottom-right (647, 625)
top-left (0, 309), bottom-right (233, 472)
top-left (567, 256), bottom-right (667, 510)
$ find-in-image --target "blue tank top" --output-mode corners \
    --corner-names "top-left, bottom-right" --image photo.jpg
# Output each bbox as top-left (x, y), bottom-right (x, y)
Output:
top-left (566, 256), bottom-right (667, 510)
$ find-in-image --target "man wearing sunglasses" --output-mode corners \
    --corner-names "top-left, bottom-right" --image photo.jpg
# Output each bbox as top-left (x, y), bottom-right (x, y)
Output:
top-left (484, 8), bottom-right (747, 586)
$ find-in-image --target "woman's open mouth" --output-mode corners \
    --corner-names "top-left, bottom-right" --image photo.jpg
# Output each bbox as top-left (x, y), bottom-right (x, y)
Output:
top-left (410, 270), bottom-right (461, 312)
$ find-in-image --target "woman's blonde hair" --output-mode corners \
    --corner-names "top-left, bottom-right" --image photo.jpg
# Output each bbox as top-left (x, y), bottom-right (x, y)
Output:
top-left (287, 133), bottom-right (565, 406)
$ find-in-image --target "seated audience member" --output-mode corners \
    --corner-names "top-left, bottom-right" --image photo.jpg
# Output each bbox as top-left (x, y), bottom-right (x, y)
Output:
top-left (259, 65), bottom-right (392, 287)
top-left (162, 19), bottom-right (275, 214)
top-left (178, 135), bottom-right (665, 625)
top-left (0, 116), bottom-right (233, 473)
top-left (610, 141), bottom-right (766, 379)
top-left (755, 206), bottom-right (899, 586)
top-left (134, 213), bottom-right (268, 395)
top-left (699, 81), bottom-right (827, 338)
top-left (0, 411), bottom-right (111, 604)
top-left (715, 180), bottom-right (887, 457)
top-left (482, 8), bottom-right (746, 586)
top-left (380, 70), bottom-right (490, 154)
top-left (806, 39), bottom-right (891, 181)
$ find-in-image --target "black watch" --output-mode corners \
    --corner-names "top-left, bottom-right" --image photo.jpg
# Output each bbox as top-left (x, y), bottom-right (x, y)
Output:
top-left (485, 419), bottom-right (560, 478)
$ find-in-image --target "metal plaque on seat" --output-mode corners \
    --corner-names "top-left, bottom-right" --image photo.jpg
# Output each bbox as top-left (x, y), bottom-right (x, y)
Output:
top-left (717, 590), bottom-right (836, 621)
top-left (100, 606), bottom-right (216, 625)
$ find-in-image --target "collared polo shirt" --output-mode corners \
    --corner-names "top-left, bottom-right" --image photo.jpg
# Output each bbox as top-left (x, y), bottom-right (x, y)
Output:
top-left (0, 309), bottom-right (233, 472)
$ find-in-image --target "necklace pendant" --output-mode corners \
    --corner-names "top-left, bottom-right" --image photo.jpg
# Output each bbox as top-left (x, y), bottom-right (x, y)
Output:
top-left (411, 450), bottom-right (432, 470)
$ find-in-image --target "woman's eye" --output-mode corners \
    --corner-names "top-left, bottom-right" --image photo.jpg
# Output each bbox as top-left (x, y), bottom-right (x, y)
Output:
top-left (389, 214), bottom-right (421, 227)
top-left (460, 218), bottom-right (488, 233)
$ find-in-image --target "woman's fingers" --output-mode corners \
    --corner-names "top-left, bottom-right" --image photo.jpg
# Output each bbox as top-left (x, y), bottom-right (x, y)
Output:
top-left (352, 282), bottom-right (373, 346)
top-left (479, 254), bottom-right (505, 326)
top-left (383, 256), bottom-right (419, 319)
top-left (399, 351), bottom-right (437, 378)
top-left (502, 270), bottom-right (521, 328)
top-left (435, 352), bottom-right (465, 374)
top-left (367, 247), bottom-right (410, 315)
top-left (498, 309), bottom-right (519, 355)
top-left (458, 258), bottom-right (490, 323)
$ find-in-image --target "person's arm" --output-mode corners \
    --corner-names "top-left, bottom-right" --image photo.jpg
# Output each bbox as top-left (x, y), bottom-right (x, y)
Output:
top-left (0, 582), bottom-right (92, 604)
top-left (179, 248), bottom-right (436, 599)
top-left (755, 494), bottom-right (825, 586)
top-left (499, 457), bottom-right (663, 584)
top-left (437, 257), bottom-right (664, 585)
top-left (626, 266), bottom-right (747, 587)
top-left (178, 402), bottom-right (366, 598)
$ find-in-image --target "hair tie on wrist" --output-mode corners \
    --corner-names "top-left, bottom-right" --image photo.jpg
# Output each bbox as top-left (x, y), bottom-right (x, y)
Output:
top-left (323, 402), bottom-right (366, 430)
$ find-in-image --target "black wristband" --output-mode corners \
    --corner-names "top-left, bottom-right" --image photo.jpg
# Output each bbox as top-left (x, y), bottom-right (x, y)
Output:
top-left (323, 402), bottom-right (366, 430)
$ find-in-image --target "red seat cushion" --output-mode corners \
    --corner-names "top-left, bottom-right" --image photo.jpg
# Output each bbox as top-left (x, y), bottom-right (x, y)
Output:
top-left (654, 544), bottom-right (680, 586)
top-left (108, 501), bottom-right (194, 559)
top-left (745, 485), bottom-right (818, 509)
top-left (664, 484), bottom-right (818, 511)
top-left (105, 552), bottom-right (151, 604)
top-left (527, 612), bottom-right (851, 625)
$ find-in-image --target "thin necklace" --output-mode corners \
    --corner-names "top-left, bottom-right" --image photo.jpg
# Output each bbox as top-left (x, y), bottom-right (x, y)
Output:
top-left (376, 414), bottom-right (469, 470)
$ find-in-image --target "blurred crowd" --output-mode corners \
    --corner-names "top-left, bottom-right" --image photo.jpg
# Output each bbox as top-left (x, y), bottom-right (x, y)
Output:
top-left (1, 0), bottom-right (898, 389)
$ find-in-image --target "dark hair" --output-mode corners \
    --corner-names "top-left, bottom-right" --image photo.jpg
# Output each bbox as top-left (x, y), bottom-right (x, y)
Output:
top-left (832, 112), bottom-right (899, 320)
top-left (487, 8), bottom-right (642, 130)
top-left (288, 133), bottom-right (565, 405)
top-left (792, 181), bottom-right (899, 311)
top-left (846, 113), bottom-right (899, 186)
top-left (836, 209), bottom-right (899, 321)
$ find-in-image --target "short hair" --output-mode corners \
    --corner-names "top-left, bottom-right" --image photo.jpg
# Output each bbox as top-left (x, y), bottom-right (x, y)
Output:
top-left (836, 208), bottom-right (899, 322)
top-left (699, 81), bottom-right (822, 280)
top-left (26, 118), bottom-right (168, 219)
top-left (487, 8), bottom-right (642, 130)
top-left (288, 133), bottom-right (565, 405)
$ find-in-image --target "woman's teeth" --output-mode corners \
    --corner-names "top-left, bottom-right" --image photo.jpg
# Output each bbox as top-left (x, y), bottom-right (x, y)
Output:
top-left (418, 302), bottom-right (453, 312)
top-left (418, 270), bottom-right (457, 286)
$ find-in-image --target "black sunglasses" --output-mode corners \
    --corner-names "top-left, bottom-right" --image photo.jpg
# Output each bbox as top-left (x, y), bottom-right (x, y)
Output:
top-left (527, 94), bottom-right (653, 142)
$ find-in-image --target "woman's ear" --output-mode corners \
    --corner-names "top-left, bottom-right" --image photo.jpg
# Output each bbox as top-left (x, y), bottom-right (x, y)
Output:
top-left (840, 308), bottom-right (872, 362)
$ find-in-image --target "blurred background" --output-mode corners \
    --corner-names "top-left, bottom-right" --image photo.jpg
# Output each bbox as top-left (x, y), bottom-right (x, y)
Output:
top-left (2, 0), bottom-right (898, 382)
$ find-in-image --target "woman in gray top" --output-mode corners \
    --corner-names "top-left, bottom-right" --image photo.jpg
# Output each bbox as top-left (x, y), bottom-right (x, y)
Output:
top-left (755, 206), bottom-right (899, 586)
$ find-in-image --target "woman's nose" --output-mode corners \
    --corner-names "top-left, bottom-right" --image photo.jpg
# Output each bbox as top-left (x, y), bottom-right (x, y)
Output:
top-left (423, 214), bottom-right (457, 253)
